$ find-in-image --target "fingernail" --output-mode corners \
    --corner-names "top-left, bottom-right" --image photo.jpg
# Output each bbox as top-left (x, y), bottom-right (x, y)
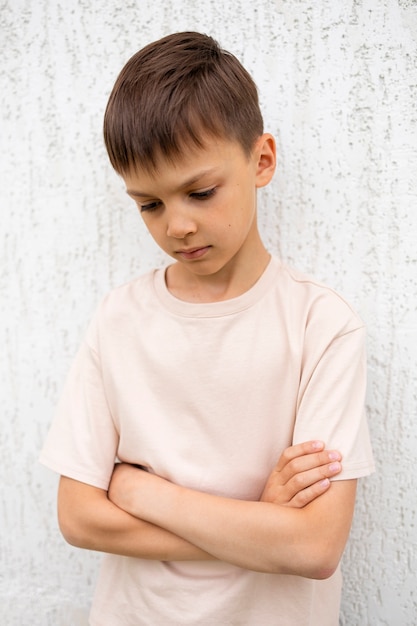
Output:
top-left (328, 451), bottom-right (341, 461)
top-left (329, 462), bottom-right (341, 472)
top-left (312, 441), bottom-right (324, 450)
top-left (320, 478), bottom-right (330, 488)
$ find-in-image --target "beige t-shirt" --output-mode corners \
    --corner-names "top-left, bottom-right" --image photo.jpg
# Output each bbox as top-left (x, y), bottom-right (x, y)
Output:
top-left (40, 256), bottom-right (375, 625)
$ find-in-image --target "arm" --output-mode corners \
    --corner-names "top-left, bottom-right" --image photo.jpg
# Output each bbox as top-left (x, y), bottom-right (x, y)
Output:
top-left (110, 469), bottom-right (356, 578)
top-left (58, 475), bottom-right (214, 561)
top-left (107, 442), bottom-right (353, 577)
top-left (58, 441), bottom-right (342, 564)
top-left (153, 477), bottom-right (356, 578)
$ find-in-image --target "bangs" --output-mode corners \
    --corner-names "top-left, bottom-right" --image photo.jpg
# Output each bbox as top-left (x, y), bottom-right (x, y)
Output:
top-left (103, 32), bottom-right (263, 175)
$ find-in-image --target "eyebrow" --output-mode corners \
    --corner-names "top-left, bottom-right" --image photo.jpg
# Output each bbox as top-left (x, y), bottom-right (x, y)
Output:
top-left (126, 167), bottom-right (219, 198)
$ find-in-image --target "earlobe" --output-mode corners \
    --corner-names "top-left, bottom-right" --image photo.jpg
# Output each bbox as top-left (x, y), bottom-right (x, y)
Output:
top-left (255, 134), bottom-right (276, 188)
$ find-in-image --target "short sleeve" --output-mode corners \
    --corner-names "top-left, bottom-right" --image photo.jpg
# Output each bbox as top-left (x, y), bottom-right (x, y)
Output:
top-left (293, 326), bottom-right (375, 479)
top-left (39, 335), bottom-right (119, 490)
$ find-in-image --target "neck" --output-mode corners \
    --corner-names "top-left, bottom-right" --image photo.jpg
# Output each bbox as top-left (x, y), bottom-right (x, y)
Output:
top-left (166, 238), bottom-right (270, 304)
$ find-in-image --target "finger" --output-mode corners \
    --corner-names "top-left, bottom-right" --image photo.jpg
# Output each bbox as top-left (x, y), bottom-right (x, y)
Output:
top-left (287, 477), bottom-right (332, 508)
top-left (278, 449), bottom-right (342, 485)
top-left (284, 460), bottom-right (342, 503)
top-left (275, 441), bottom-right (325, 472)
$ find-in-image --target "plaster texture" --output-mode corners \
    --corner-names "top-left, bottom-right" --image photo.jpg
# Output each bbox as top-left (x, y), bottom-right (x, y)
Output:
top-left (1, 1), bottom-right (416, 624)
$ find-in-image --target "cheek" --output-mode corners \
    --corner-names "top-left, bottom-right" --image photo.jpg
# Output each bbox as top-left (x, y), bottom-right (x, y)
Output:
top-left (141, 220), bottom-right (166, 247)
top-left (141, 215), bottom-right (162, 234)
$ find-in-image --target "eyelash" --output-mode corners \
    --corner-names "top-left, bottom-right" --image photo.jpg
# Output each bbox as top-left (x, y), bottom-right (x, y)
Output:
top-left (190, 188), bottom-right (216, 200)
top-left (139, 188), bottom-right (216, 213)
top-left (140, 201), bottom-right (161, 213)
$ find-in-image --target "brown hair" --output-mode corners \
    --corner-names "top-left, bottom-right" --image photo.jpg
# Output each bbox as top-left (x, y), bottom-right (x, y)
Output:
top-left (103, 31), bottom-right (264, 174)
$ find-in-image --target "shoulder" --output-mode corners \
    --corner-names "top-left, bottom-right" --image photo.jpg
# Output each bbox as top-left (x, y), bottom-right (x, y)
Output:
top-left (85, 266), bottom-right (164, 345)
top-left (102, 267), bottom-right (159, 311)
top-left (271, 259), bottom-right (365, 340)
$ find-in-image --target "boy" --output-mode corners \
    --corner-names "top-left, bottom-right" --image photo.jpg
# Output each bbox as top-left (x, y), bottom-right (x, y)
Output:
top-left (40, 32), bottom-right (374, 625)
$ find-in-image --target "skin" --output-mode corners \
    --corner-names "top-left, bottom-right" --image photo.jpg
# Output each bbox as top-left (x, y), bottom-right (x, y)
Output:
top-left (105, 459), bottom-right (356, 578)
top-left (123, 133), bottom-right (276, 302)
top-left (58, 134), bottom-right (358, 578)
top-left (59, 441), bottom-right (350, 571)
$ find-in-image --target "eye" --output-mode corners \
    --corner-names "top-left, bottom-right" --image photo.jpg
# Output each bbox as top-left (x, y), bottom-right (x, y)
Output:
top-left (190, 188), bottom-right (216, 201)
top-left (139, 200), bottom-right (162, 213)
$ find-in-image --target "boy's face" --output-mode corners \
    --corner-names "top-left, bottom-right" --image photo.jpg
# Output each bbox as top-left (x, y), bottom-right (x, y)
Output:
top-left (123, 134), bottom-right (275, 286)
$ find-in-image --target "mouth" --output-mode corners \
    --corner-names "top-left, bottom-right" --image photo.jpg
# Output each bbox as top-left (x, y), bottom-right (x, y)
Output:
top-left (176, 246), bottom-right (211, 260)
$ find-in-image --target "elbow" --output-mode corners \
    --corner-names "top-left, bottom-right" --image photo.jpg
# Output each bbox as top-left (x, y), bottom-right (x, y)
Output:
top-left (58, 495), bottom-right (97, 550)
top-left (266, 539), bottom-right (343, 580)
top-left (266, 478), bottom-right (356, 579)
top-left (58, 508), bottom-right (89, 549)
top-left (309, 563), bottom-right (339, 581)
top-left (57, 476), bottom-right (107, 551)
top-left (297, 542), bottom-right (343, 580)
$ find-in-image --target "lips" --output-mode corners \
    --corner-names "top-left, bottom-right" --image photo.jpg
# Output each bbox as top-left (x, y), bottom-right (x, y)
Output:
top-left (176, 246), bottom-right (211, 260)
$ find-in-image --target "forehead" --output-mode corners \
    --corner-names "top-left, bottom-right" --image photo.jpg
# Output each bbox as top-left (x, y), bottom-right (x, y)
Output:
top-left (123, 136), bottom-right (248, 194)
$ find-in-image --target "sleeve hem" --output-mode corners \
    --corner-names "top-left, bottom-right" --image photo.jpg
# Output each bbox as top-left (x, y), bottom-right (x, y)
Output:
top-left (332, 462), bottom-right (376, 481)
top-left (39, 453), bottom-right (111, 491)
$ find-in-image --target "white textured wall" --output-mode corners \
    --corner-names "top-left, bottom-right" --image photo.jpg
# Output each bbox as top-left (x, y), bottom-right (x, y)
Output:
top-left (1, 1), bottom-right (416, 624)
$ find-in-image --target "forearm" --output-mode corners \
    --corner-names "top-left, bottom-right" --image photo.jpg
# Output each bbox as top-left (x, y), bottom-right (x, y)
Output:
top-left (115, 471), bottom-right (356, 578)
top-left (58, 476), bottom-right (214, 561)
top-left (162, 485), bottom-right (338, 577)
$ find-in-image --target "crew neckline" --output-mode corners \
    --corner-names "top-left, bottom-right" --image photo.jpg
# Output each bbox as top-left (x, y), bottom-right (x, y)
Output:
top-left (152, 256), bottom-right (280, 318)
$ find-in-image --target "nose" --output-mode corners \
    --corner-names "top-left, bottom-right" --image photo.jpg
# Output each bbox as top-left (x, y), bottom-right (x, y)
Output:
top-left (166, 206), bottom-right (197, 239)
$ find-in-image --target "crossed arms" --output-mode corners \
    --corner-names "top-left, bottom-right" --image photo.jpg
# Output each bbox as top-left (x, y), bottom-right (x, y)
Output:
top-left (58, 441), bottom-right (357, 579)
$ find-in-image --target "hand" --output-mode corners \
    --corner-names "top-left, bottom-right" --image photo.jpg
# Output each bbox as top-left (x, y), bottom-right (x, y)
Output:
top-left (260, 441), bottom-right (342, 508)
top-left (108, 463), bottom-right (150, 514)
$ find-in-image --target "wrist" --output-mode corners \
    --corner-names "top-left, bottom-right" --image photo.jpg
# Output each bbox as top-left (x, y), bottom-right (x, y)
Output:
top-left (108, 464), bottom-right (156, 516)
top-left (140, 474), bottom-right (183, 528)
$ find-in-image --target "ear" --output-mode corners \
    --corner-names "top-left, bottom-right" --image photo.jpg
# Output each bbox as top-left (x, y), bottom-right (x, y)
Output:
top-left (254, 133), bottom-right (276, 189)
